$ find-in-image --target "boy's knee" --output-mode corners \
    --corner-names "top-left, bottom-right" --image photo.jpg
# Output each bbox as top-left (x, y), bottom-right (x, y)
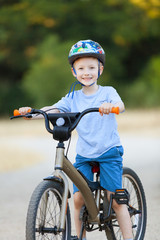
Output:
top-left (107, 190), bottom-right (125, 211)
top-left (112, 199), bottom-right (121, 211)
top-left (74, 192), bottom-right (84, 209)
top-left (112, 199), bottom-right (127, 213)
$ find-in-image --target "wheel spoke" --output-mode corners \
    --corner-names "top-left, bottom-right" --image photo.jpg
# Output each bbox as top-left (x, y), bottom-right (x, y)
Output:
top-left (26, 181), bottom-right (71, 240)
top-left (36, 189), bottom-right (61, 239)
top-left (104, 168), bottom-right (147, 240)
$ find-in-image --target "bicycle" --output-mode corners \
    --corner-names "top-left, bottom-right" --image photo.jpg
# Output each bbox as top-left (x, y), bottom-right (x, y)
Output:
top-left (11, 107), bottom-right (147, 240)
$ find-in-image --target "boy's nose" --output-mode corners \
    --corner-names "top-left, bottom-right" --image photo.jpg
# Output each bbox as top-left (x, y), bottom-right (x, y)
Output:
top-left (84, 70), bottom-right (89, 76)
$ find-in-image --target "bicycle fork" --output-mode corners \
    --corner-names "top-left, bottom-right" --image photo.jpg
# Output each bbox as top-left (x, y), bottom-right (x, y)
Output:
top-left (52, 144), bottom-right (100, 231)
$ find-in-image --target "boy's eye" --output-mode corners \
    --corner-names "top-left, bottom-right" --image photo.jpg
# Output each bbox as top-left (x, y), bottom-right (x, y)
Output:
top-left (90, 66), bottom-right (95, 70)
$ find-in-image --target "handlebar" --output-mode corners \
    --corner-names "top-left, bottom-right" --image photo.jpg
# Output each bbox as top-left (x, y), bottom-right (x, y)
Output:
top-left (12, 107), bottom-right (119, 117)
top-left (69, 107), bottom-right (119, 131)
top-left (10, 107), bottom-right (119, 142)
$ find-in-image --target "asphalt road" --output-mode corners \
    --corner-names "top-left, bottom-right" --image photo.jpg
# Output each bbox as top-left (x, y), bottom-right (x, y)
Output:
top-left (0, 134), bottom-right (160, 240)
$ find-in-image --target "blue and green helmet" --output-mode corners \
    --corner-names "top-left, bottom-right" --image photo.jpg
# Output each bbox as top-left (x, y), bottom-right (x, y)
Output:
top-left (68, 40), bottom-right (105, 66)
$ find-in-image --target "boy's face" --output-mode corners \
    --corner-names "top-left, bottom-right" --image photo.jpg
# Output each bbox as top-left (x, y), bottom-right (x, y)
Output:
top-left (72, 57), bottom-right (103, 86)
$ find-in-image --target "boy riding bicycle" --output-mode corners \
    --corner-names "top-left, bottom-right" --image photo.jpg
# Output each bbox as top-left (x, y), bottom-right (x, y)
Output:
top-left (19, 40), bottom-right (133, 240)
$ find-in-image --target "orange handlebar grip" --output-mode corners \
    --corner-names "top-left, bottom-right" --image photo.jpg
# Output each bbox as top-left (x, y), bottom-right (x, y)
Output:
top-left (13, 109), bottom-right (20, 116)
top-left (111, 107), bottom-right (119, 114)
top-left (13, 108), bottom-right (31, 116)
top-left (99, 107), bottom-right (119, 114)
top-left (99, 108), bottom-right (102, 114)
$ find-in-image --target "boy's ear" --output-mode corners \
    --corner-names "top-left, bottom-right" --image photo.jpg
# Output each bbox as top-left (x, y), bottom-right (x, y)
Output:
top-left (100, 65), bottom-right (104, 76)
top-left (71, 68), bottom-right (77, 77)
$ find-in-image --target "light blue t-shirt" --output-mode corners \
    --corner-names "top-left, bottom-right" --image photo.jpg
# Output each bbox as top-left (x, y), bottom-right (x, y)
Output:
top-left (55, 85), bottom-right (123, 158)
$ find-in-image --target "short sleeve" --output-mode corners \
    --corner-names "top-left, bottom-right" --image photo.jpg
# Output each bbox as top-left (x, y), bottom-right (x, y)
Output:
top-left (108, 87), bottom-right (122, 104)
top-left (54, 94), bottom-right (72, 112)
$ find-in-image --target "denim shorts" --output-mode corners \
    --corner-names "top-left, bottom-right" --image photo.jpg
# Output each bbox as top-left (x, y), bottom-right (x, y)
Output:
top-left (73, 146), bottom-right (124, 194)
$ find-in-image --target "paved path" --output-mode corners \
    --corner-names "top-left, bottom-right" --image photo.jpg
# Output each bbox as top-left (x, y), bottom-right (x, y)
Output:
top-left (0, 134), bottom-right (160, 240)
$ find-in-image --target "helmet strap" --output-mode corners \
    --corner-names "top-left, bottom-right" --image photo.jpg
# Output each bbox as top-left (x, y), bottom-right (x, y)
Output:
top-left (72, 60), bottom-right (100, 84)
top-left (68, 80), bottom-right (83, 98)
top-left (72, 65), bottom-right (85, 87)
top-left (98, 60), bottom-right (100, 79)
top-left (68, 60), bottom-right (101, 98)
top-left (72, 66), bottom-right (77, 76)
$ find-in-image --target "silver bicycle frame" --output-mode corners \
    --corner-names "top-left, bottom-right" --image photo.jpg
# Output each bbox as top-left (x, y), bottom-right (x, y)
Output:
top-left (53, 146), bottom-right (100, 230)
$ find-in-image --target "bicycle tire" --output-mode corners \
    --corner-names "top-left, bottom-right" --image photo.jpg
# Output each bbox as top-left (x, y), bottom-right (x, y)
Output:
top-left (105, 167), bottom-right (147, 240)
top-left (26, 180), bottom-right (71, 240)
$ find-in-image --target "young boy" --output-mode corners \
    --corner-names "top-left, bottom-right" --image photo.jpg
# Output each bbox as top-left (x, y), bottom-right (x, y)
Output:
top-left (19, 40), bottom-right (133, 240)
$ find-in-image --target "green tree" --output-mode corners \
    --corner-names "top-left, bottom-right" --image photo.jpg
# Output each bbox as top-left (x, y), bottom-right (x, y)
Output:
top-left (0, 0), bottom-right (160, 115)
top-left (22, 35), bottom-right (74, 107)
top-left (125, 55), bottom-right (160, 107)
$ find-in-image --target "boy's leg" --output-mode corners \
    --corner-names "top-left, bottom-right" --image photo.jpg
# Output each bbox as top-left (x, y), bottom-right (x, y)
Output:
top-left (107, 191), bottom-right (133, 240)
top-left (74, 191), bottom-right (86, 239)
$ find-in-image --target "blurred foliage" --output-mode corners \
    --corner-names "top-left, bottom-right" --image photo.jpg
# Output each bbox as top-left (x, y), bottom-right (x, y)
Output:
top-left (0, 0), bottom-right (160, 115)
top-left (125, 55), bottom-right (160, 108)
top-left (22, 35), bottom-right (73, 107)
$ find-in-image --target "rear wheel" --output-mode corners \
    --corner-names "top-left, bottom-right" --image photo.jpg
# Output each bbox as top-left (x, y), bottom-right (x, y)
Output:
top-left (26, 180), bottom-right (71, 240)
top-left (105, 167), bottom-right (147, 240)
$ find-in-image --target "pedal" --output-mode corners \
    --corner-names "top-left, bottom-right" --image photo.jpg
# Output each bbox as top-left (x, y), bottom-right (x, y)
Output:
top-left (113, 189), bottom-right (130, 205)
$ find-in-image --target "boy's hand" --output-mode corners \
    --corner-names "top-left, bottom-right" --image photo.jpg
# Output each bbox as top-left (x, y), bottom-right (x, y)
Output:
top-left (99, 103), bottom-right (114, 116)
top-left (19, 107), bottom-right (32, 115)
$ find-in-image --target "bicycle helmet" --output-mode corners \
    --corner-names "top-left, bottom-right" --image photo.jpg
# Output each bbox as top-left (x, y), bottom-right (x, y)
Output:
top-left (68, 40), bottom-right (105, 66)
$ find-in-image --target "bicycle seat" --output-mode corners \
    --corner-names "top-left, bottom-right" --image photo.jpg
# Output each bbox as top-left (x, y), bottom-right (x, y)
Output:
top-left (77, 169), bottom-right (101, 192)
top-left (89, 161), bottom-right (100, 173)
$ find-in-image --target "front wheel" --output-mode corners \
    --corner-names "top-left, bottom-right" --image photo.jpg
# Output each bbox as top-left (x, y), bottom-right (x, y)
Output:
top-left (26, 180), bottom-right (71, 240)
top-left (105, 167), bottom-right (147, 240)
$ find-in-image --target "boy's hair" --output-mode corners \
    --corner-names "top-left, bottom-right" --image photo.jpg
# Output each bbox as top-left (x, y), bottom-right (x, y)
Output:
top-left (68, 40), bottom-right (105, 66)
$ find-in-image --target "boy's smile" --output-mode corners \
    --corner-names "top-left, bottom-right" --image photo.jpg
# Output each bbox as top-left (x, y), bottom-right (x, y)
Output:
top-left (72, 57), bottom-right (103, 87)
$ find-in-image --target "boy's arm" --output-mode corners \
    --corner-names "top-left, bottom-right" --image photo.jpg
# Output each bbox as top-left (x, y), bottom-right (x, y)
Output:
top-left (114, 101), bottom-right (125, 113)
top-left (18, 105), bottom-right (60, 119)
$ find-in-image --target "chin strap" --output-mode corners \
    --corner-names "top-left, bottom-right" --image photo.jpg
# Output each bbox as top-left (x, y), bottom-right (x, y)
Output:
top-left (98, 60), bottom-right (100, 78)
top-left (67, 80), bottom-right (83, 98)
top-left (68, 60), bottom-right (101, 98)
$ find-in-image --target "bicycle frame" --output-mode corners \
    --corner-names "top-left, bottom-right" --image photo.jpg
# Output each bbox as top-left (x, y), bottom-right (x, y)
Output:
top-left (50, 143), bottom-right (100, 231)
top-left (11, 108), bottom-right (105, 232)
top-left (11, 107), bottom-right (147, 240)
top-left (11, 107), bottom-right (120, 232)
